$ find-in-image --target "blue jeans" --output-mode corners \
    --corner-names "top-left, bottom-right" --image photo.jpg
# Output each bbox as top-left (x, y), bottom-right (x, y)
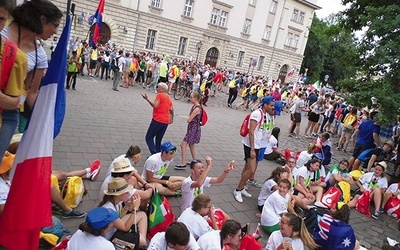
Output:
top-left (0, 109), bottom-right (19, 164)
top-left (145, 119), bottom-right (168, 154)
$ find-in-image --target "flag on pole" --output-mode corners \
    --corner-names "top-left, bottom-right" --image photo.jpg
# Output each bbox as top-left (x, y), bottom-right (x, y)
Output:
top-left (313, 80), bottom-right (321, 90)
top-left (0, 13), bottom-right (71, 250)
top-left (90, 0), bottom-right (105, 47)
top-left (287, 68), bottom-right (295, 77)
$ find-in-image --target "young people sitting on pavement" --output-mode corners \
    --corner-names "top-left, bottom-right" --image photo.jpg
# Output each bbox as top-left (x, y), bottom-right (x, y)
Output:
top-left (296, 143), bottom-right (317, 169)
top-left (99, 178), bottom-right (148, 248)
top-left (261, 179), bottom-right (295, 234)
top-left (181, 156), bottom-right (234, 211)
top-left (257, 166), bottom-right (289, 212)
top-left (263, 127), bottom-right (285, 161)
top-left (380, 181), bottom-right (400, 214)
top-left (141, 141), bottom-right (185, 196)
top-left (178, 194), bottom-right (217, 240)
top-left (313, 203), bottom-right (359, 250)
top-left (325, 159), bottom-right (353, 187)
top-left (148, 222), bottom-right (200, 250)
top-left (351, 140), bottom-right (395, 172)
top-left (266, 212), bottom-right (319, 250)
top-left (99, 158), bottom-right (154, 209)
top-left (67, 207), bottom-right (119, 250)
top-left (347, 161), bottom-right (388, 220)
top-left (294, 159), bottom-right (327, 209)
top-left (197, 220), bottom-right (243, 250)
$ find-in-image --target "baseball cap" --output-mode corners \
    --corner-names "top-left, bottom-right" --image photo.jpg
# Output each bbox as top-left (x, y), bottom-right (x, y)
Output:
top-left (260, 96), bottom-right (274, 107)
top-left (86, 207), bottom-right (118, 230)
top-left (161, 141), bottom-right (176, 152)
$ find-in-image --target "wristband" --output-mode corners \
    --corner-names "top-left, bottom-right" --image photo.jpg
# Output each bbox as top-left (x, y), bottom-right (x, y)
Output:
top-left (143, 183), bottom-right (148, 188)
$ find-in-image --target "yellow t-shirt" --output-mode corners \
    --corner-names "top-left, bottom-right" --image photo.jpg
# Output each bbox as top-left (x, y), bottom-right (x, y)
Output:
top-left (1, 43), bottom-right (28, 97)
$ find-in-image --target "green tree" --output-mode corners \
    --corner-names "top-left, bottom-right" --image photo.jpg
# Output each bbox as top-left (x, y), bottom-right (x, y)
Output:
top-left (339, 0), bottom-right (400, 123)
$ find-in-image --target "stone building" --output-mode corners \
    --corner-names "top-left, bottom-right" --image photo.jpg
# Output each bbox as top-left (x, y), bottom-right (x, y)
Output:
top-left (27, 0), bottom-right (320, 82)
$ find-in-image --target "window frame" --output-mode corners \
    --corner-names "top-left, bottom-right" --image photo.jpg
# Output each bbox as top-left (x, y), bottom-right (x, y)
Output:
top-left (145, 29), bottom-right (157, 50)
top-left (151, 0), bottom-right (161, 8)
top-left (263, 25), bottom-right (272, 40)
top-left (236, 51), bottom-right (245, 67)
top-left (257, 56), bottom-right (265, 71)
top-left (270, 0), bottom-right (277, 14)
top-left (183, 0), bottom-right (194, 17)
top-left (210, 7), bottom-right (220, 25)
top-left (243, 18), bottom-right (252, 34)
top-left (291, 9), bottom-right (299, 22)
top-left (177, 36), bottom-right (188, 55)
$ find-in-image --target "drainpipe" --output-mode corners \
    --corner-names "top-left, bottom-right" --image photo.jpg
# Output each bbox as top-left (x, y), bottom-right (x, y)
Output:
top-left (267, 0), bottom-right (287, 78)
top-left (133, 0), bottom-right (141, 51)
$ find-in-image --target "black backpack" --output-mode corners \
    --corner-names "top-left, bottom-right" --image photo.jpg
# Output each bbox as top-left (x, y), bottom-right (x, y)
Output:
top-left (112, 57), bottom-right (120, 72)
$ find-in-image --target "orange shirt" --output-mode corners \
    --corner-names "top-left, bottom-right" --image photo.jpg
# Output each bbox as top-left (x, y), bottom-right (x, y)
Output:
top-left (153, 93), bottom-right (173, 124)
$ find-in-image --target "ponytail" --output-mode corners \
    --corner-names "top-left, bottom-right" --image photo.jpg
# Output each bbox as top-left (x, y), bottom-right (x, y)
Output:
top-left (298, 215), bottom-right (319, 249)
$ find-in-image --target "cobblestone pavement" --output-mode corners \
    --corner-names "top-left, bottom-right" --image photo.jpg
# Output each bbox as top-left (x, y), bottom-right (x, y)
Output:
top-left (54, 76), bottom-right (400, 249)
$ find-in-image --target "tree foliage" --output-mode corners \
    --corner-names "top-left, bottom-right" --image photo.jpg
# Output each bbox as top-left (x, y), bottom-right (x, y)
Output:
top-left (339, 0), bottom-right (400, 123)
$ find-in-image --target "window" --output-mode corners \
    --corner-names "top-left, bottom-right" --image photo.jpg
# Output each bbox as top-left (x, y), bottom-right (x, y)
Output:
top-left (210, 8), bottom-right (220, 25)
top-left (151, 0), bottom-right (161, 8)
top-left (183, 0), bottom-right (194, 17)
top-left (249, 0), bottom-right (256, 6)
top-left (243, 19), bottom-right (252, 34)
top-left (236, 51), bottom-right (245, 67)
top-left (219, 11), bottom-right (228, 27)
top-left (263, 25), bottom-right (272, 40)
top-left (270, 1), bottom-right (277, 14)
top-left (177, 37), bottom-right (188, 55)
top-left (285, 32), bottom-right (300, 48)
top-left (257, 56), bottom-right (265, 71)
top-left (145, 29), bottom-right (157, 50)
top-left (210, 8), bottom-right (228, 27)
top-left (299, 12), bottom-right (305, 24)
top-left (291, 9), bottom-right (299, 21)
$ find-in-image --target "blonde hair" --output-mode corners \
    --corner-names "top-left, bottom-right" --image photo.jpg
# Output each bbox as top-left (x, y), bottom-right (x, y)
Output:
top-left (283, 212), bottom-right (319, 249)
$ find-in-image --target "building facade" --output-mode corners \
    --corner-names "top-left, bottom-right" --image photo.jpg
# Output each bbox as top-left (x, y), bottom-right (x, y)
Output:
top-left (37, 0), bottom-right (320, 82)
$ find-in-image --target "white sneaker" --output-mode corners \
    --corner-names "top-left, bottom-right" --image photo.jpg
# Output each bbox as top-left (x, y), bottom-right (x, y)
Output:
top-left (387, 237), bottom-right (399, 247)
top-left (247, 179), bottom-right (262, 188)
top-left (233, 190), bottom-right (243, 203)
top-left (241, 189), bottom-right (252, 198)
top-left (314, 201), bottom-right (327, 208)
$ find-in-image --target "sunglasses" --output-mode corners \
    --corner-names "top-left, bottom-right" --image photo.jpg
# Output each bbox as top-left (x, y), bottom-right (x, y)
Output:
top-left (168, 150), bottom-right (176, 155)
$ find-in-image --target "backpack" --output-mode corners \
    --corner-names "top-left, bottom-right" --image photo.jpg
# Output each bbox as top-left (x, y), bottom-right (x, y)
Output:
top-left (228, 80), bottom-right (236, 88)
top-left (240, 110), bottom-right (262, 137)
top-left (168, 67), bottom-right (175, 78)
top-left (200, 107), bottom-right (208, 126)
top-left (200, 80), bottom-right (207, 93)
top-left (0, 39), bottom-right (18, 114)
top-left (41, 216), bottom-right (67, 242)
top-left (112, 57), bottom-right (120, 72)
top-left (61, 176), bottom-right (86, 209)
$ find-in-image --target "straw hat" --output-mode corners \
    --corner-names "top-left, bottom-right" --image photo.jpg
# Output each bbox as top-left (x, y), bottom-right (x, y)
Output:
top-left (376, 161), bottom-right (387, 171)
top-left (0, 152), bottom-right (15, 174)
top-left (111, 158), bottom-right (134, 173)
top-left (104, 177), bottom-right (133, 196)
top-left (384, 140), bottom-right (395, 150)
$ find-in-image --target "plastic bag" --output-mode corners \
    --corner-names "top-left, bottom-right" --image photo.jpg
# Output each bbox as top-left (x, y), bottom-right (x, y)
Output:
top-left (356, 190), bottom-right (371, 217)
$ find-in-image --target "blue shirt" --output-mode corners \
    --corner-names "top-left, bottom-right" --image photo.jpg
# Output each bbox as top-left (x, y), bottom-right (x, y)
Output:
top-left (356, 120), bottom-right (380, 147)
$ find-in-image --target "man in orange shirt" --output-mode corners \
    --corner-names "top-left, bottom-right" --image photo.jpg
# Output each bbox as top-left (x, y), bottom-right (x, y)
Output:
top-left (142, 82), bottom-right (174, 154)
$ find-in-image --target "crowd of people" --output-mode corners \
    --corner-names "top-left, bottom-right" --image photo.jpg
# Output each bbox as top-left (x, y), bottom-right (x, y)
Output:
top-left (1, 0), bottom-right (400, 249)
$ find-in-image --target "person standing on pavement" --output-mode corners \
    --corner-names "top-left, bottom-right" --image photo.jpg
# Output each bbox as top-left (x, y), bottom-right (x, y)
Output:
top-left (287, 92), bottom-right (307, 138)
top-left (66, 51), bottom-right (81, 90)
top-left (175, 91), bottom-right (202, 170)
top-left (112, 50), bottom-right (124, 91)
top-left (141, 82), bottom-right (174, 154)
top-left (233, 96), bottom-right (275, 203)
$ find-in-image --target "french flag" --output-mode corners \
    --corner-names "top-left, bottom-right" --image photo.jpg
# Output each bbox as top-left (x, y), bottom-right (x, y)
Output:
top-left (91, 0), bottom-right (105, 46)
top-left (0, 13), bottom-right (71, 249)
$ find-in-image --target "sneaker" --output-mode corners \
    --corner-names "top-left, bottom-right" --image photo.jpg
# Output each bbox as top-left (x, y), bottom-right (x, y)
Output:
top-left (174, 165), bottom-right (187, 170)
top-left (387, 237), bottom-right (399, 247)
top-left (247, 179), bottom-right (262, 188)
top-left (241, 189), bottom-right (252, 198)
top-left (371, 210), bottom-right (379, 220)
top-left (62, 209), bottom-right (86, 219)
top-left (233, 190), bottom-right (243, 203)
top-left (175, 190), bottom-right (182, 197)
top-left (314, 201), bottom-right (327, 208)
top-left (379, 207), bottom-right (385, 214)
top-left (88, 160), bottom-right (101, 181)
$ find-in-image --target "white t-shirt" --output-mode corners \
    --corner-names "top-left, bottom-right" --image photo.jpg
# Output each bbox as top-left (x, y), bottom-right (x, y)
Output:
top-left (181, 176), bottom-right (212, 211)
top-left (388, 183), bottom-right (400, 195)
top-left (148, 232), bottom-right (200, 250)
top-left (296, 166), bottom-right (312, 187)
top-left (67, 229), bottom-right (114, 250)
top-left (242, 109), bottom-right (274, 149)
top-left (296, 151), bottom-right (312, 169)
top-left (197, 230), bottom-right (222, 250)
top-left (264, 135), bottom-right (278, 155)
top-left (99, 175), bottom-right (137, 202)
top-left (359, 172), bottom-right (388, 191)
top-left (102, 201), bottom-right (122, 240)
top-left (0, 178), bottom-right (11, 205)
top-left (265, 230), bottom-right (304, 250)
top-left (177, 208), bottom-right (214, 240)
top-left (325, 165), bottom-right (351, 183)
top-left (261, 190), bottom-right (290, 227)
top-left (142, 153), bottom-right (172, 180)
top-left (258, 179), bottom-right (277, 206)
